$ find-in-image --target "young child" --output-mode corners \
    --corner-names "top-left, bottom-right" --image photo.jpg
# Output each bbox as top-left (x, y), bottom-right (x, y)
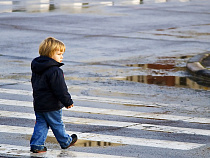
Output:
top-left (30, 37), bottom-right (77, 153)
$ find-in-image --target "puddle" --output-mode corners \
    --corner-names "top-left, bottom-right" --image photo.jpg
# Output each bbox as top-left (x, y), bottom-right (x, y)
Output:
top-left (124, 75), bottom-right (210, 90)
top-left (76, 139), bottom-right (122, 147)
top-left (115, 56), bottom-right (210, 91)
top-left (26, 135), bottom-right (122, 147)
top-left (0, 0), bottom-right (192, 13)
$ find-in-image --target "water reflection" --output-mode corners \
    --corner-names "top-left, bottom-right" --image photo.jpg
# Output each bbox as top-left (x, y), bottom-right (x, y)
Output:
top-left (125, 75), bottom-right (210, 90)
top-left (122, 62), bottom-right (210, 91)
top-left (26, 135), bottom-right (122, 147)
top-left (0, 0), bottom-right (191, 13)
top-left (50, 138), bottom-right (122, 147)
top-left (35, 136), bottom-right (122, 147)
top-left (77, 140), bottom-right (121, 147)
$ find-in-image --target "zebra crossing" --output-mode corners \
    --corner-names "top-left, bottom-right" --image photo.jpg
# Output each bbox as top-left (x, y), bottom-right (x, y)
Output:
top-left (0, 144), bottom-right (130, 158)
top-left (1, 110), bottom-right (209, 136)
top-left (0, 79), bottom-right (209, 157)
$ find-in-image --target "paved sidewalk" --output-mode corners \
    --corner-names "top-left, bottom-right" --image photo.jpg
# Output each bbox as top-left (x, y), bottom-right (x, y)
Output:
top-left (187, 52), bottom-right (210, 81)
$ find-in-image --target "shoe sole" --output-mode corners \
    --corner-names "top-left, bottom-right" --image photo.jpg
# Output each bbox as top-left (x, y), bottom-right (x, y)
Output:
top-left (31, 150), bottom-right (47, 153)
top-left (36, 151), bottom-right (47, 153)
top-left (62, 139), bottom-right (77, 149)
top-left (30, 148), bottom-right (47, 153)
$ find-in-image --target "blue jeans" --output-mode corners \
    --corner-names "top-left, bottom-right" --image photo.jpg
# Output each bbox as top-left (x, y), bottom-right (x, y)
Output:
top-left (30, 109), bottom-right (72, 150)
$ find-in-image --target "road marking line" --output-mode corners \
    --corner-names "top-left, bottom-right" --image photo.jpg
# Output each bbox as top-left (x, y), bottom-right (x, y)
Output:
top-left (126, 124), bottom-right (210, 136)
top-left (0, 125), bottom-right (205, 150)
top-left (0, 110), bottom-right (210, 136)
top-left (0, 98), bottom-right (210, 124)
top-left (0, 144), bottom-right (130, 158)
top-left (0, 83), bottom-right (204, 110)
top-left (0, 87), bottom-right (170, 107)
top-left (70, 106), bottom-right (210, 124)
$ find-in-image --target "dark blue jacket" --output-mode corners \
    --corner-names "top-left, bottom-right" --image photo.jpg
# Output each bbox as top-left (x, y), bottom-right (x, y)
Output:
top-left (31, 56), bottom-right (73, 112)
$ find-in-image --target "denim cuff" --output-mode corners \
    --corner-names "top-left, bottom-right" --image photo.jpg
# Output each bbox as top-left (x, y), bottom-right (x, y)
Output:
top-left (60, 136), bottom-right (72, 149)
top-left (30, 144), bottom-right (45, 150)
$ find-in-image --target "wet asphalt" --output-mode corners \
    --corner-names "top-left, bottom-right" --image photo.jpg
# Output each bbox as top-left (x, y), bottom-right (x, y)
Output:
top-left (0, 0), bottom-right (210, 158)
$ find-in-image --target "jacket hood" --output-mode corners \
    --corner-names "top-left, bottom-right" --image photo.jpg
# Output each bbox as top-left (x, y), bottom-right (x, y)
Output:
top-left (31, 56), bottom-right (64, 74)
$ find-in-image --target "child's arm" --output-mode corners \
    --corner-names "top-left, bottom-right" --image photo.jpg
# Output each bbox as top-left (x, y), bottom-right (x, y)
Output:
top-left (48, 68), bottom-right (74, 108)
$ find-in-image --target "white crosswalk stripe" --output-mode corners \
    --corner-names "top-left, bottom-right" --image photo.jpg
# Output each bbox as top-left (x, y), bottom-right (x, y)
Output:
top-left (0, 98), bottom-right (209, 124)
top-left (0, 125), bottom-right (205, 150)
top-left (0, 144), bottom-right (132, 158)
top-left (0, 83), bottom-right (209, 157)
top-left (0, 79), bottom-right (28, 85)
top-left (0, 87), bottom-right (160, 107)
top-left (0, 110), bottom-right (210, 136)
top-left (0, 87), bottom-right (190, 108)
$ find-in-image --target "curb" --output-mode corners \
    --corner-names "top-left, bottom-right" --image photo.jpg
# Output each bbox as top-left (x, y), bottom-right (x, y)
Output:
top-left (186, 51), bottom-right (210, 81)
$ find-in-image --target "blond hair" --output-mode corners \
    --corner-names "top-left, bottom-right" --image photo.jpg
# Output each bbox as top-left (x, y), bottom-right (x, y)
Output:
top-left (39, 37), bottom-right (65, 57)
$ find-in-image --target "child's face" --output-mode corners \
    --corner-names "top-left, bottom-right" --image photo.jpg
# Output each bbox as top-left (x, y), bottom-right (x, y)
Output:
top-left (51, 50), bottom-right (64, 63)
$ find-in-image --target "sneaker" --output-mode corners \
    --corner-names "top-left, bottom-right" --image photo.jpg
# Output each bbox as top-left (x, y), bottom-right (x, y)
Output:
top-left (62, 134), bottom-right (78, 149)
top-left (30, 146), bottom-right (47, 153)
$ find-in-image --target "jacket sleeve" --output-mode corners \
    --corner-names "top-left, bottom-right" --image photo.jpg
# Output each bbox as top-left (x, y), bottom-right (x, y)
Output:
top-left (48, 67), bottom-right (73, 107)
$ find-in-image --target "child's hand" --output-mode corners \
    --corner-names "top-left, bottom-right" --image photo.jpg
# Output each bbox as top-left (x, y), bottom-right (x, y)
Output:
top-left (66, 104), bottom-right (74, 109)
